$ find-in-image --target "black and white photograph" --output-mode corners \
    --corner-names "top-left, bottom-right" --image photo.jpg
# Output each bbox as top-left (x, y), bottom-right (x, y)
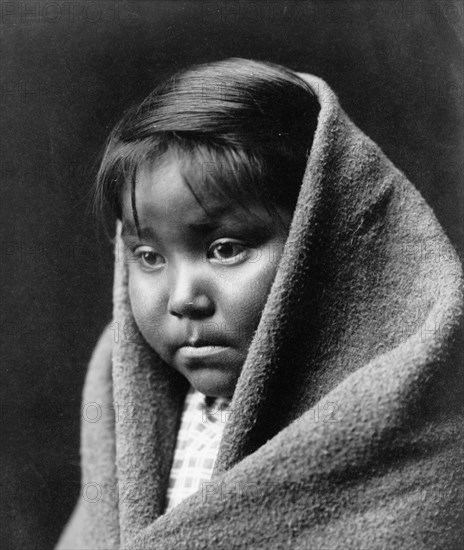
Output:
top-left (1, 1), bottom-right (463, 548)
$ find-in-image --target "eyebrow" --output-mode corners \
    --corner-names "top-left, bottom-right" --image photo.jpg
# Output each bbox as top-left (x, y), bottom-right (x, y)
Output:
top-left (122, 219), bottom-right (227, 238)
top-left (121, 207), bottom-right (237, 239)
top-left (121, 221), bottom-right (154, 239)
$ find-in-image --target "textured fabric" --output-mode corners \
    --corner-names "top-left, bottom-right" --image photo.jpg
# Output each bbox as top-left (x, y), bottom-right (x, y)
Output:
top-left (164, 387), bottom-right (231, 514)
top-left (56, 73), bottom-right (464, 550)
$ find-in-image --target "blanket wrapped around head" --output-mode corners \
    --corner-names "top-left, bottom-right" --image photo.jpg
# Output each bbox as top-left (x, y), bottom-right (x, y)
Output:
top-left (57, 74), bottom-right (464, 549)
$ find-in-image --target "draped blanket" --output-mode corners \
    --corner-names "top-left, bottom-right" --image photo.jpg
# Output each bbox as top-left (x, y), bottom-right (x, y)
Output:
top-left (57, 74), bottom-right (464, 549)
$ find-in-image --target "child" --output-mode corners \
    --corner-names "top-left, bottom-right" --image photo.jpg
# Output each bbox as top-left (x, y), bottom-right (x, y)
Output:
top-left (57, 59), bottom-right (463, 549)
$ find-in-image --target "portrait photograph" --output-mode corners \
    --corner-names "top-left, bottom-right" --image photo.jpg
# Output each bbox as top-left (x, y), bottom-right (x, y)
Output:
top-left (1, 1), bottom-right (463, 549)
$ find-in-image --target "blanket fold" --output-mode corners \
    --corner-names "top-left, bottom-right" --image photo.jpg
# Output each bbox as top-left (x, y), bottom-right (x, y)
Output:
top-left (57, 74), bottom-right (463, 550)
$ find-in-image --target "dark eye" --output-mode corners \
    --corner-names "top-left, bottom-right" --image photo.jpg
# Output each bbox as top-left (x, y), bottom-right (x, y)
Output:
top-left (134, 247), bottom-right (164, 270)
top-left (207, 240), bottom-right (248, 264)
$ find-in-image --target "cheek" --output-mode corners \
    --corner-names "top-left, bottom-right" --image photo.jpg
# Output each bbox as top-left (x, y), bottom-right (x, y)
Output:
top-left (221, 251), bottom-right (280, 339)
top-left (128, 271), bottom-right (165, 344)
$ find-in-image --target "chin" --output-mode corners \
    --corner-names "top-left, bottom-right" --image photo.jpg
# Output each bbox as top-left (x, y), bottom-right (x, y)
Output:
top-left (186, 369), bottom-right (237, 399)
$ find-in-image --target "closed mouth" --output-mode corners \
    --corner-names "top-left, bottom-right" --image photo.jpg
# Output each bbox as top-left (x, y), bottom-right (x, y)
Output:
top-left (178, 345), bottom-right (229, 357)
top-left (181, 338), bottom-right (228, 348)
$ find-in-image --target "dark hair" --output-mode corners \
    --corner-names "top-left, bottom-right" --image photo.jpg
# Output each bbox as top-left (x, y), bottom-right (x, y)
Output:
top-left (92, 58), bottom-right (320, 236)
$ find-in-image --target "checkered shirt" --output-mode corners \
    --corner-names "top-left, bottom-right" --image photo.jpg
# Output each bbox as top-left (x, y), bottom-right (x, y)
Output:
top-left (163, 385), bottom-right (232, 513)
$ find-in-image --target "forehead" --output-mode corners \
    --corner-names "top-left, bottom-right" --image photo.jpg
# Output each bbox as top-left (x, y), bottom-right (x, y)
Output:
top-left (120, 161), bottom-right (274, 237)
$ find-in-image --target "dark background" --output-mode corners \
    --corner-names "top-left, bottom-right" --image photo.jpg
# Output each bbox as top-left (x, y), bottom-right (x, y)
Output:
top-left (1, 1), bottom-right (462, 548)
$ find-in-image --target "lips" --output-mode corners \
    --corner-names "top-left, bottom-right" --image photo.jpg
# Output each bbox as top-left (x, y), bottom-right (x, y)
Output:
top-left (180, 337), bottom-right (228, 348)
top-left (178, 345), bottom-right (230, 359)
top-left (174, 334), bottom-right (234, 365)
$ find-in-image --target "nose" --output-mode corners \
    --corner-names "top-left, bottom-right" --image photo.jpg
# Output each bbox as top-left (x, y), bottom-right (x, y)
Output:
top-left (167, 264), bottom-right (215, 320)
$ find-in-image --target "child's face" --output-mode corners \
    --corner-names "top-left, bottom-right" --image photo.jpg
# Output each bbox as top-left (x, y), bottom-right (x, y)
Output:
top-left (121, 160), bottom-right (292, 398)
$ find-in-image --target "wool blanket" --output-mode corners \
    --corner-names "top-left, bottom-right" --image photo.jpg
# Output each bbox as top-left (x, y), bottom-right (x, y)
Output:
top-left (56, 74), bottom-right (464, 549)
